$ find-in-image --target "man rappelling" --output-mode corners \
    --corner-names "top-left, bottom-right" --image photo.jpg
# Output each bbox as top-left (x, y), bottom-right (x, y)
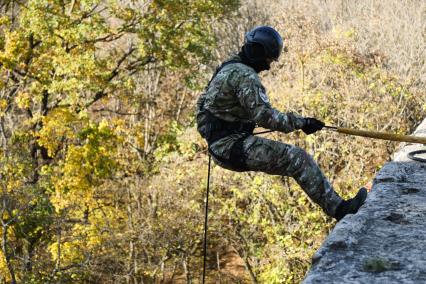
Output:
top-left (196, 26), bottom-right (367, 221)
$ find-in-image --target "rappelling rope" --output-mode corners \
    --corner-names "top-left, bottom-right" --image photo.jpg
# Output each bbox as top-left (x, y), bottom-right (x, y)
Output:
top-left (202, 154), bottom-right (212, 284)
top-left (202, 129), bottom-right (270, 282)
top-left (323, 126), bottom-right (426, 163)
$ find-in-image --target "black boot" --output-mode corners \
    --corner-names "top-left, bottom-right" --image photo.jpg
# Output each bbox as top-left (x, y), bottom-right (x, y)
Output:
top-left (335, 187), bottom-right (368, 221)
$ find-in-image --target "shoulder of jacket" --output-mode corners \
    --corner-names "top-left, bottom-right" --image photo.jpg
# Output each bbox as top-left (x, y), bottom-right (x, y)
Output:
top-left (221, 62), bottom-right (260, 82)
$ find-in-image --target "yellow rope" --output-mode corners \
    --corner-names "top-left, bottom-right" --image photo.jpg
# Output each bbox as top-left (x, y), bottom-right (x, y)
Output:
top-left (326, 126), bottom-right (426, 144)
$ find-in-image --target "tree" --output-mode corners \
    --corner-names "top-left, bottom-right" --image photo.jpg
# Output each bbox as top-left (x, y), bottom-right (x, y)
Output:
top-left (0, 0), bottom-right (238, 282)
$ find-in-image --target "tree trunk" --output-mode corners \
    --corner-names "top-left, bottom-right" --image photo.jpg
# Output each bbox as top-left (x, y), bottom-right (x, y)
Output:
top-left (2, 224), bottom-right (17, 284)
top-left (183, 258), bottom-right (192, 284)
top-left (24, 242), bottom-right (34, 273)
top-left (243, 256), bottom-right (258, 284)
top-left (216, 251), bottom-right (222, 284)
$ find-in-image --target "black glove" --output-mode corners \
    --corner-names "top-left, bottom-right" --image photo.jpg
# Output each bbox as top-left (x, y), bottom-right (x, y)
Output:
top-left (302, 117), bottom-right (325, 135)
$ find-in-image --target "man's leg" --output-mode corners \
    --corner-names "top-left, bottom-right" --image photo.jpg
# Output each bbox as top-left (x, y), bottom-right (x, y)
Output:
top-left (241, 135), bottom-right (343, 217)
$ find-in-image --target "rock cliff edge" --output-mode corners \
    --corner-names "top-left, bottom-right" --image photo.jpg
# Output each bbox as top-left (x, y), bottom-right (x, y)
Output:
top-left (303, 119), bottom-right (426, 284)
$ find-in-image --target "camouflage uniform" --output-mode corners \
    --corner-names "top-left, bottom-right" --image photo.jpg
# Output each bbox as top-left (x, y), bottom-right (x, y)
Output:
top-left (196, 55), bottom-right (343, 217)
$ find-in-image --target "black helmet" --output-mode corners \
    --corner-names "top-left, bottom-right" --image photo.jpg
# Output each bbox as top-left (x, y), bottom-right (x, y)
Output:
top-left (244, 26), bottom-right (284, 61)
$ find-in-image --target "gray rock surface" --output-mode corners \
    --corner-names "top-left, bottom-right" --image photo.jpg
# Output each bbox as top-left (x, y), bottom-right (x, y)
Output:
top-left (303, 119), bottom-right (426, 284)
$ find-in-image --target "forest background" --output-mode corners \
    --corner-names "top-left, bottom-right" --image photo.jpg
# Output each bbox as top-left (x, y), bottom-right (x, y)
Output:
top-left (0, 0), bottom-right (425, 283)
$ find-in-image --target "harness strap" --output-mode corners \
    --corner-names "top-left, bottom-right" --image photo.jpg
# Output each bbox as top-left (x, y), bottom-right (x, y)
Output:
top-left (204, 110), bottom-right (255, 143)
top-left (205, 59), bottom-right (241, 90)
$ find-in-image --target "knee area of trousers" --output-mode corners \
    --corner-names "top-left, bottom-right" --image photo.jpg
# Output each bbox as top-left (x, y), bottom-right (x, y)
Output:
top-left (291, 146), bottom-right (309, 161)
top-left (289, 147), bottom-right (314, 172)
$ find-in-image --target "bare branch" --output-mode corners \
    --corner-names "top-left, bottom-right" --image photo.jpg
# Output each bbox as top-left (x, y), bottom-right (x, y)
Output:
top-left (84, 46), bottom-right (139, 109)
top-left (68, 0), bottom-right (76, 16)
top-left (92, 107), bottom-right (143, 116)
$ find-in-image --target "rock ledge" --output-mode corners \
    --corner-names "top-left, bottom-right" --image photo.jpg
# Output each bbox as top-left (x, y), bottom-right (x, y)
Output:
top-left (303, 119), bottom-right (426, 284)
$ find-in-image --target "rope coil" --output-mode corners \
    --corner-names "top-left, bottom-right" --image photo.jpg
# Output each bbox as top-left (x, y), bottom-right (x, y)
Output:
top-left (407, 149), bottom-right (426, 163)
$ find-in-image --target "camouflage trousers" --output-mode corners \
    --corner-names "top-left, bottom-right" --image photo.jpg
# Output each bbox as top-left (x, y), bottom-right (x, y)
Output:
top-left (212, 135), bottom-right (343, 217)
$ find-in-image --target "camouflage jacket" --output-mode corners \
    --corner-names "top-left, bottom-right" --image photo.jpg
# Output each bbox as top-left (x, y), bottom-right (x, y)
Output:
top-left (196, 54), bottom-right (306, 159)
